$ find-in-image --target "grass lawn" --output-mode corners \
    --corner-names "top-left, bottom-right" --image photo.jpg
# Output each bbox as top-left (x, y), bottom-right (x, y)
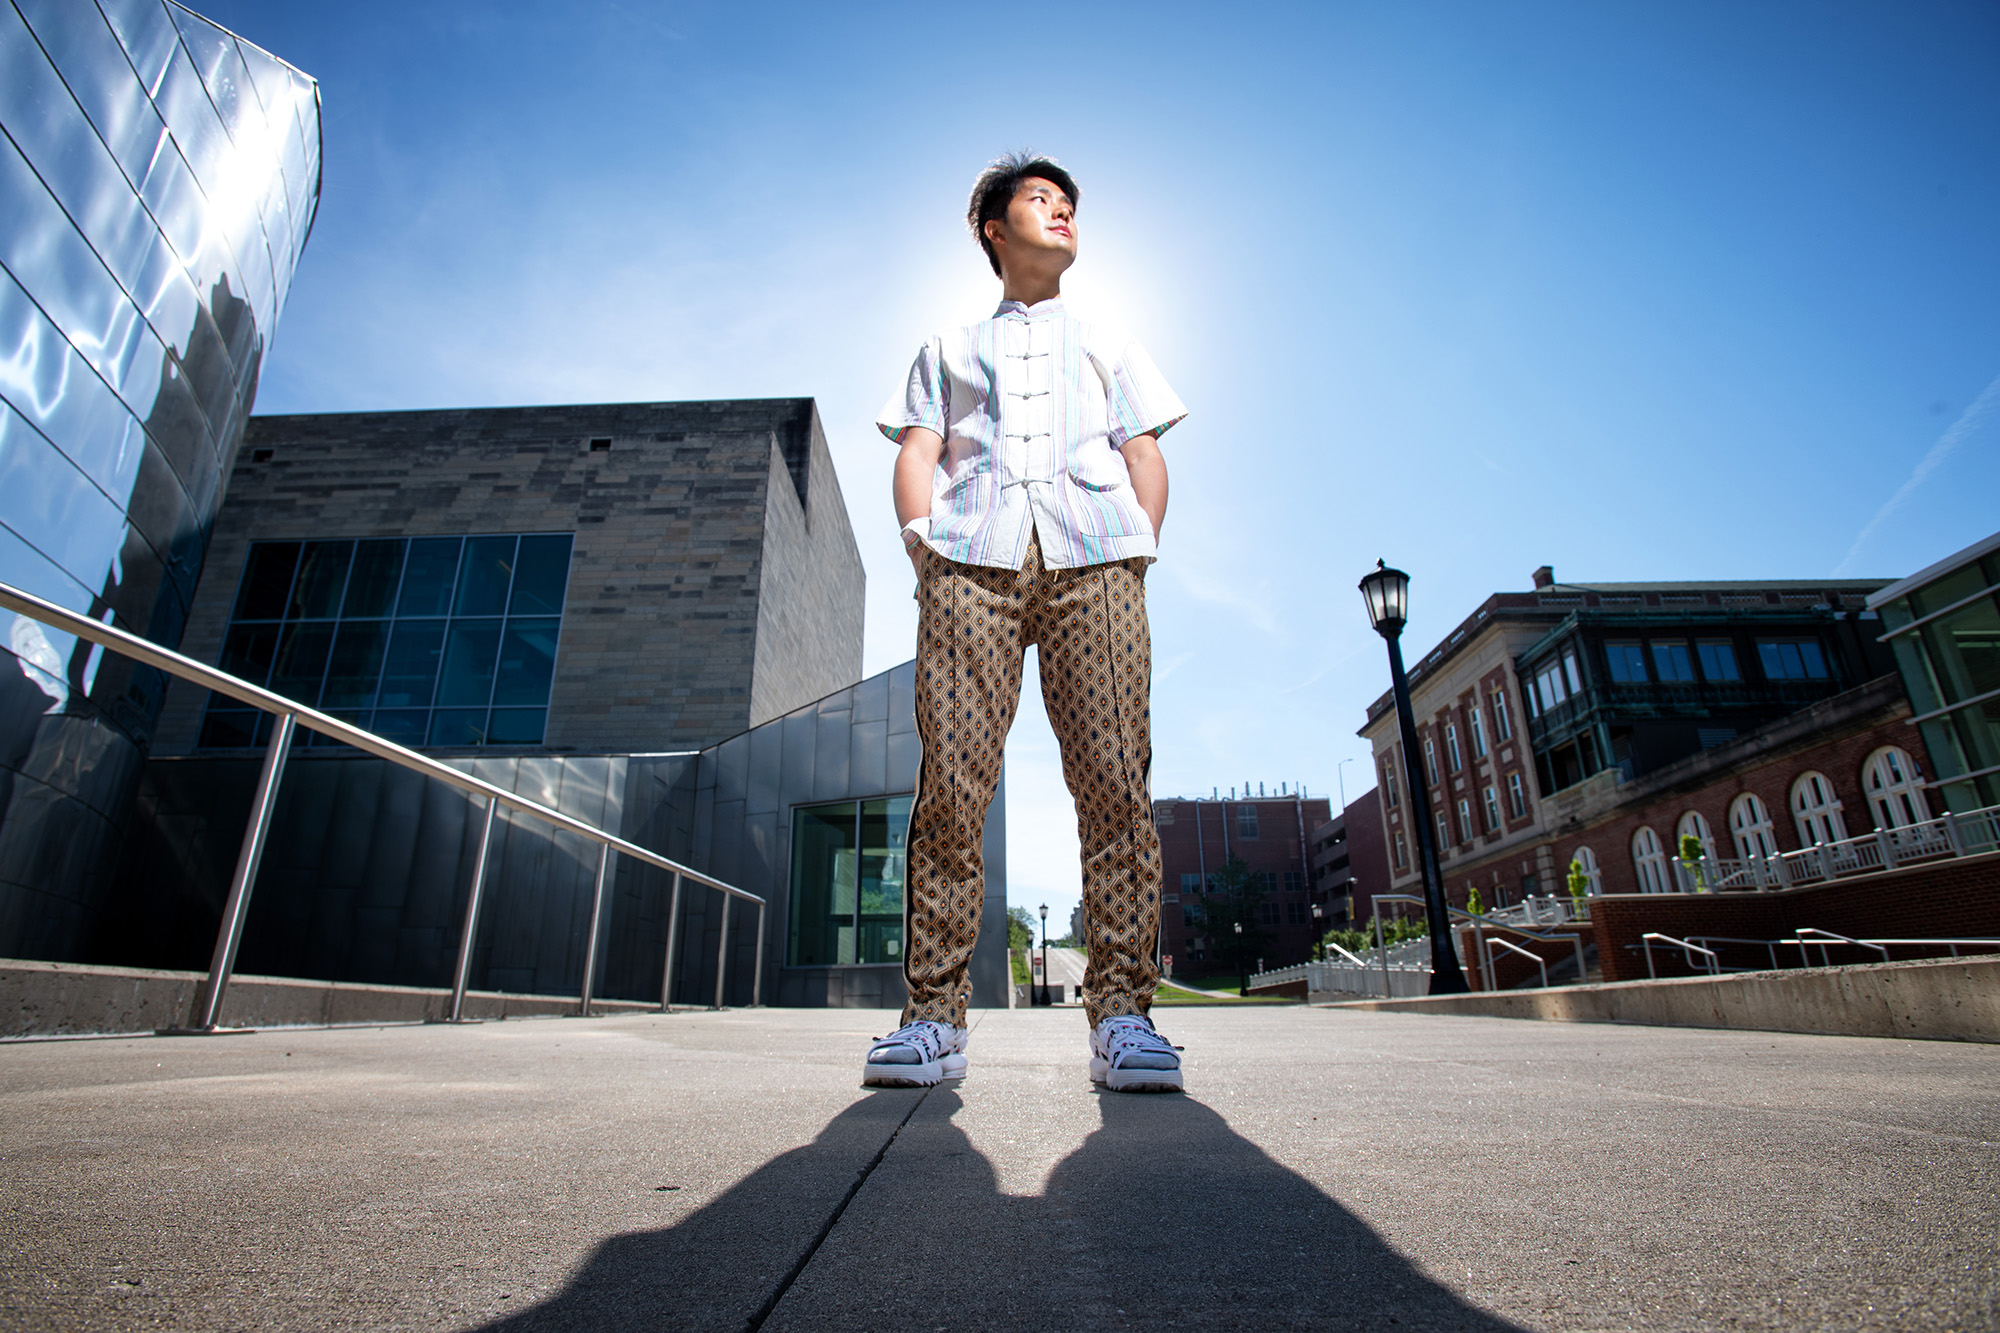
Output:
top-left (1151, 981), bottom-right (1299, 1006)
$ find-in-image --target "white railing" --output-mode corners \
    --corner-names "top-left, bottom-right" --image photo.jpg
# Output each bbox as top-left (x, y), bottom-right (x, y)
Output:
top-left (1247, 950), bottom-right (1433, 999)
top-left (1696, 803), bottom-right (2000, 892)
top-left (1484, 894), bottom-right (1590, 927)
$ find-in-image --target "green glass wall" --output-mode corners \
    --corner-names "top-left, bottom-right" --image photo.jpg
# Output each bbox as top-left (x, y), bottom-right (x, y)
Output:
top-left (1875, 541), bottom-right (2000, 810)
top-left (787, 795), bottom-right (910, 967)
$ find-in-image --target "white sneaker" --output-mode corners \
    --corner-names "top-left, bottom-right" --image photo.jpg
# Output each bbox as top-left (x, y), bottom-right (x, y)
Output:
top-left (862, 1020), bottom-right (968, 1087)
top-left (1090, 1014), bottom-right (1183, 1093)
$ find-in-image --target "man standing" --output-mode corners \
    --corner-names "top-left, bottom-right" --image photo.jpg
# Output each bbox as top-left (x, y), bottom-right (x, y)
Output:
top-left (863, 153), bottom-right (1187, 1093)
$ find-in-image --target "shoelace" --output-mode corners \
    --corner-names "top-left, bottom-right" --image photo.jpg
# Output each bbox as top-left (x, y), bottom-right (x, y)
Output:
top-left (1103, 1019), bottom-right (1180, 1065)
top-left (873, 1021), bottom-right (948, 1061)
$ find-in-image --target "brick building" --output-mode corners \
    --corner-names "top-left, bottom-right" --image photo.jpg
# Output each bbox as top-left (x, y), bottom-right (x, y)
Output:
top-left (1357, 566), bottom-right (1908, 913)
top-left (1310, 786), bottom-right (1389, 927)
top-left (1155, 787), bottom-right (1331, 977)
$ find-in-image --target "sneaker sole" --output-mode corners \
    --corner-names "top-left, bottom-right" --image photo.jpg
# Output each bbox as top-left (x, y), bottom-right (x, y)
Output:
top-left (1089, 1055), bottom-right (1183, 1094)
top-left (862, 1052), bottom-right (968, 1087)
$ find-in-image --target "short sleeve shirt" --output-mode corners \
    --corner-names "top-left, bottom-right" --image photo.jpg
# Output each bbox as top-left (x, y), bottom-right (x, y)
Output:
top-left (876, 297), bottom-right (1187, 570)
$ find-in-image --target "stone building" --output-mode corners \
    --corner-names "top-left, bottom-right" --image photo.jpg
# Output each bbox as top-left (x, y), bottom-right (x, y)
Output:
top-left (152, 398), bottom-right (863, 756)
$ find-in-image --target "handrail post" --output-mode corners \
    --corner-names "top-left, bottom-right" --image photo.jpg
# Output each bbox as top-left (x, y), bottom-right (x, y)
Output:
top-left (713, 890), bottom-right (732, 1010)
top-left (1643, 935), bottom-right (1656, 980)
top-left (578, 842), bottom-right (612, 1017)
top-left (751, 901), bottom-right (766, 1007)
top-left (1571, 934), bottom-right (1586, 986)
top-left (445, 797), bottom-right (500, 1023)
top-left (179, 713), bottom-right (295, 1032)
top-left (660, 871), bottom-right (683, 1012)
top-left (1875, 828), bottom-right (1895, 870)
top-left (1374, 912), bottom-right (1390, 998)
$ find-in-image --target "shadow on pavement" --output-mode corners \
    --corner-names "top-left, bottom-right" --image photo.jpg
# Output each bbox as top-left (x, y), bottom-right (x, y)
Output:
top-left (477, 1085), bottom-right (1524, 1332)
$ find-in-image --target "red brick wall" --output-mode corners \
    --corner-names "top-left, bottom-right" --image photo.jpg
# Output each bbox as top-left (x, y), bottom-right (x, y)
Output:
top-left (1552, 711), bottom-right (1928, 899)
top-left (1157, 795), bottom-right (1332, 976)
top-left (1590, 852), bottom-right (2000, 981)
top-left (1344, 787), bottom-right (1388, 923)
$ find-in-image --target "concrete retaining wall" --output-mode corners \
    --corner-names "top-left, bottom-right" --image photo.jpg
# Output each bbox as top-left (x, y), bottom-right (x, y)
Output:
top-left (1, 959), bottom-right (657, 1040)
top-left (1332, 955), bottom-right (2000, 1042)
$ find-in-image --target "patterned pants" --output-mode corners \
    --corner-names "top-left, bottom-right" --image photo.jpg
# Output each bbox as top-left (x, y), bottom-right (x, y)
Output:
top-left (902, 531), bottom-right (1162, 1030)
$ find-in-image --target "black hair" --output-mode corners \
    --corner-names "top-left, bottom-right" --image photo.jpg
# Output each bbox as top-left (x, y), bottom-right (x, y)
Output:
top-left (967, 152), bottom-right (1080, 277)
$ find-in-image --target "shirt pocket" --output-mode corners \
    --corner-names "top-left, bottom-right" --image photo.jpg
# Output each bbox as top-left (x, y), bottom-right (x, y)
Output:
top-left (1065, 442), bottom-right (1131, 492)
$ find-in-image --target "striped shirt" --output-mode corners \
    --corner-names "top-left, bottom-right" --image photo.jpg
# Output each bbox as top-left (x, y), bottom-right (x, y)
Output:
top-left (877, 297), bottom-right (1187, 570)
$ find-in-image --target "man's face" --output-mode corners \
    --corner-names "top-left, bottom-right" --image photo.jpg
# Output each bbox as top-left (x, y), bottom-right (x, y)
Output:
top-left (991, 176), bottom-right (1076, 269)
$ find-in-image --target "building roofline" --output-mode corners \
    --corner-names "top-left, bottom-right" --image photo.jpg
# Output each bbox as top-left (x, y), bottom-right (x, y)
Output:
top-left (247, 396), bottom-right (821, 424)
top-left (1357, 576), bottom-right (1895, 732)
top-left (1865, 529), bottom-right (2000, 609)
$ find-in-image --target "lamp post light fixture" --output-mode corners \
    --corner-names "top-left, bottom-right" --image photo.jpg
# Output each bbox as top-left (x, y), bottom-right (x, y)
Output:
top-left (1038, 903), bottom-right (1049, 1006)
top-left (1358, 560), bottom-right (1471, 995)
top-left (1233, 920), bottom-right (1246, 996)
top-left (1311, 901), bottom-right (1324, 960)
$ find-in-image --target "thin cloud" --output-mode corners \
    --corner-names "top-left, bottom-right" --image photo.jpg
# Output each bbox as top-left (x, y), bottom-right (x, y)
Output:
top-left (1836, 371), bottom-right (2000, 574)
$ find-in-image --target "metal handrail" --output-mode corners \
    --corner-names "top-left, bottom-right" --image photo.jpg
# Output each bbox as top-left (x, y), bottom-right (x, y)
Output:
top-left (1792, 928), bottom-right (1889, 969)
top-left (0, 579), bottom-right (764, 1031)
top-left (1641, 932), bottom-right (1719, 980)
top-left (1485, 934), bottom-right (1548, 990)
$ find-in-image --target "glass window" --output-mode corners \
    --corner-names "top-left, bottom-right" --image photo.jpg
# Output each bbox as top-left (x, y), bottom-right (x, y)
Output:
top-left (1757, 640), bottom-right (1830, 680)
top-left (1469, 705), bottom-right (1488, 757)
top-left (454, 535), bottom-right (517, 617)
top-left (201, 534), bottom-right (573, 747)
top-left (1676, 810), bottom-right (1716, 862)
top-left (343, 540), bottom-right (405, 617)
top-left (1506, 772), bottom-right (1527, 818)
top-left (1730, 793), bottom-right (1778, 858)
top-left (1916, 597), bottom-right (2000, 703)
top-left (1605, 641), bottom-right (1648, 683)
top-left (1237, 805), bottom-right (1259, 838)
top-left (1492, 689), bottom-right (1512, 740)
top-left (1789, 771), bottom-right (1848, 847)
top-left (1631, 827), bottom-right (1669, 893)
top-left (1651, 641), bottom-right (1695, 682)
top-left (1697, 640), bottom-right (1739, 681)
top-left (1392, 831), bottom-right (1408, 869)
top-left (1563, 649), bottom-right (1582, 694)
top-left (1424, 739), bottom-right (1439, 785)
top-left (1456, 797), bottom-right (1472, 840)
top-left (1482, 785), bottom-right (1501, 831)
top-left (1863, 746), bottom-right (1931, 830)
top-left (786, 797), bottom-right (913, 969)
top-left (1446, 724), bottom-right (1462, 771)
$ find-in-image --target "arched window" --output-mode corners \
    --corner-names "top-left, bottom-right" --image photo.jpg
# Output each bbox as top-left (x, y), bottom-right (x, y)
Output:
top-left (1729, 793), bottom-right (1777, 859)
top-left (1631, 826), bottom-right (1670, 893)
top-left (1675, 810), bottom-right (1716, 863)
top-left (1789, 772), bottom-right (1848, 847)
top-left (1863, 746), bottom-right (1931, 829)
top-left (1571, 846), bottom-right (1602, 895)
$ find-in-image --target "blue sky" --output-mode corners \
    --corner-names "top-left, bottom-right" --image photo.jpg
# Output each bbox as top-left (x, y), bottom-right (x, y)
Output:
top-left (197, 0), bottom-right (2000, 930)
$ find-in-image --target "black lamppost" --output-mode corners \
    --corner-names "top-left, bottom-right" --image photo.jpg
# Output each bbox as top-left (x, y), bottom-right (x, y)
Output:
top-left (1311, 901), bottom-right (1324, 960)
top-left (1233, 920), bottom-right (1246, 996)
top-left (1037, 903), bottom-right (1049, 1006)
top-left (1359, 560), bottom-right (1471, 995)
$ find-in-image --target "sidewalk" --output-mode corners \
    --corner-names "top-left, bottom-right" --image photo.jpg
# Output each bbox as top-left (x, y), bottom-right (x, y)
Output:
top-left (2, 1006), bottom-right (1994, 1330)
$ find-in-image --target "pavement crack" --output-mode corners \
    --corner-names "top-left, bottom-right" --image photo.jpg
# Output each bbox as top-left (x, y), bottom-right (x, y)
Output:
top-left (744, 1084), bottom-right (931, 1331)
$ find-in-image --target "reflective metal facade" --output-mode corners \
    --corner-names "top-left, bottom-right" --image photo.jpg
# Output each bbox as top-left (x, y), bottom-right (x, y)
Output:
top-left (0, 0), bottom-right (319, 954)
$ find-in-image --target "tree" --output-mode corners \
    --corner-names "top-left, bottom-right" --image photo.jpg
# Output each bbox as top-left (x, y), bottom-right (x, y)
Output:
top-left (1465, 885), bottom-right (1484, 917)
top-left (1566, 858), bottom-right (1590, 914)
top-left (1677, 834), bottom-right (1709, 893)
top-left (1199, 857), bottom-right (1272, 994)
top-left (1007, 906), bottom-right (1037, 953)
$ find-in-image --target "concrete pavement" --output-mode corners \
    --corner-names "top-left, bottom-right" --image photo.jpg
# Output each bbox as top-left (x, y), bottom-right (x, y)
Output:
top-left (1, 1007), bottom-right (1995, 1331)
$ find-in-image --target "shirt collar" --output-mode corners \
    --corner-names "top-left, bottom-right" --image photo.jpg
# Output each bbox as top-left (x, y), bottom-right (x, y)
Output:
top-left (994, 296), bottom-right (1066, 319)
